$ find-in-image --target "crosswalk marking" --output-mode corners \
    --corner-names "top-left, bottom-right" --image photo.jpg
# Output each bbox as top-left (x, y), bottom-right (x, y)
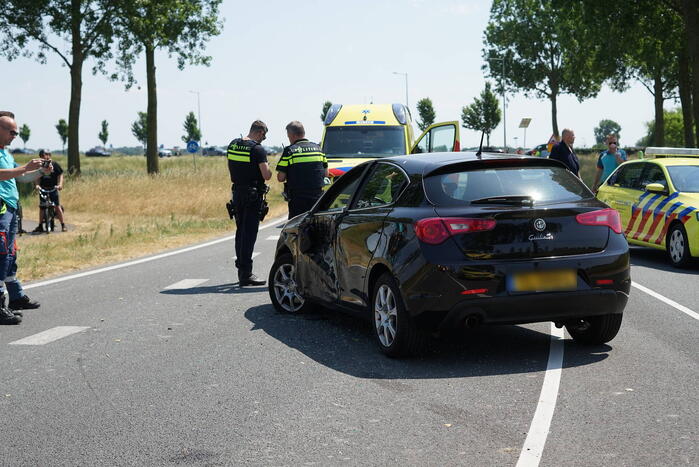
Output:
top-left (266, 235), bottom-right (280, 241)
top-left (9, 326), bottom-right (90, 346)
top-left (163, 279), bottom-right (209, 290)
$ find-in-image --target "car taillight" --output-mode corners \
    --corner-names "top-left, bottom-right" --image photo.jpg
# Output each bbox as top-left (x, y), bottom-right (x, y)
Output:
top-left (414, 217), bottom-right (496, 245)
top-left (576, 208), bottom-right (622, 234)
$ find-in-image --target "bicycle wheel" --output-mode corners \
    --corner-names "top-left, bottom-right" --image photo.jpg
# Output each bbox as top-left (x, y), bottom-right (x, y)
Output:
top-left (42, 207), bottom-right (51, 233)
top-left (49, 207), bottom-right (56, 232)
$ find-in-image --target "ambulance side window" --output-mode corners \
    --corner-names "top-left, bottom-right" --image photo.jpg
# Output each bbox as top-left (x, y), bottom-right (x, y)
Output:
top-left (613, 163), bottom-right (645, 190)
top-left (639, 164), bottom-right (667, 190)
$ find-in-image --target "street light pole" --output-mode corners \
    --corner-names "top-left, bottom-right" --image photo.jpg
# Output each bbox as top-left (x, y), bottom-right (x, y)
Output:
top-left (488, 58), bottom-right (506, 149)
top-left (392, 72), bottom-right (409, 109)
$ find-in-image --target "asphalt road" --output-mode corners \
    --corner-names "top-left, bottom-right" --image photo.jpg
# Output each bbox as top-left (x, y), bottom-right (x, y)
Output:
top-left (0, 218), bottom-right (697, 466)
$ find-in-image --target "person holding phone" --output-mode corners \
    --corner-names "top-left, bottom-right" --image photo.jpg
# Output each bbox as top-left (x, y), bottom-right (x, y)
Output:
top-left (32, 149), bottom-right (66, 232)
top-left (592, 134), bottom-right (627, 193)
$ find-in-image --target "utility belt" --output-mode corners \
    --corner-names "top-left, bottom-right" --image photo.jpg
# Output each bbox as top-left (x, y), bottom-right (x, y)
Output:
top-left (226, 183), bottom-right (269, 222)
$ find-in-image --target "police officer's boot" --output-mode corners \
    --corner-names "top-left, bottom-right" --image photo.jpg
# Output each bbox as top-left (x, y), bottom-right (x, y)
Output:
top-left (0, 292), bottom-right (22, 325)
top-left (239, 272), bottom-right (266, 287)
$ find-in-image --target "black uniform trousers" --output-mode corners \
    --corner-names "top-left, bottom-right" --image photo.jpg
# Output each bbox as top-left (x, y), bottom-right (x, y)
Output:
top-left (233, 186), bottom-right (263, 279)
top-left (288, 190), bottom-right (322, 219)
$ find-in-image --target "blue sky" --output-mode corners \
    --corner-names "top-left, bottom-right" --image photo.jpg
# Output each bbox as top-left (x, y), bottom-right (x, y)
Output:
top-left (3, 0), bottom-right (664, 151)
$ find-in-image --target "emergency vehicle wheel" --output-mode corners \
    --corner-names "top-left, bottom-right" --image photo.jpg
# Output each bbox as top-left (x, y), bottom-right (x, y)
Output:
top-left (666, 223), bottom-right (692, 267)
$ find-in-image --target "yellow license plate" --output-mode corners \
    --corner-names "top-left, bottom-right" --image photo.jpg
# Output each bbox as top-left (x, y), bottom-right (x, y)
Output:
top-left (511, 270), bottom-right (577, 292)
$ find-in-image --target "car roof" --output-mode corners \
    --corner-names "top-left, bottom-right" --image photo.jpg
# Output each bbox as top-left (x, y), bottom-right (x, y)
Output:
top-left (376, 151), bottom-right (563, 176)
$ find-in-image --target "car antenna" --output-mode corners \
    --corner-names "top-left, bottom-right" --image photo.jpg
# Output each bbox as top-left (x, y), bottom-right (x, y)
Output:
top-left (475, 130), bottom-right (485, 159)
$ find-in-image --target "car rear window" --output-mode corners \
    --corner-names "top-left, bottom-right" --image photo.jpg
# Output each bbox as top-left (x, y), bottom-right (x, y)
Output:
top-left (667, 166), bottom-right (699, 192)
top-left (424, 165), bottom-right (592, 206)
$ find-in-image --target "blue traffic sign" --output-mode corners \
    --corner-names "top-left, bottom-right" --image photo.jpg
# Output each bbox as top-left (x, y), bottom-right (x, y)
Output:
top-left (187, 140), bottom-right (200, 153)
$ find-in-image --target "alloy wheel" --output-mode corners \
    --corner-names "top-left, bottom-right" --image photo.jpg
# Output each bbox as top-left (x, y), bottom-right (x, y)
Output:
top-left (669, 229), bottom-right (685, 263)
top-left (374, 284), bottom-right (398, 347)
top-left (272, 263), bottom-right (305, 312)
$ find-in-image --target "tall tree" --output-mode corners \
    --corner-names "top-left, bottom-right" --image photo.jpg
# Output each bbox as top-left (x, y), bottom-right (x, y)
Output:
top-left (320, 101), bottom-right (332, 122)
top-left (637, 108), bottom-right (685, 147)
top-left (131, 111), bottom-right (148, 151)
top-left (181, 112), bottom-right (202, 144)
top-left (19, 124), bottom-right (30, 148)
top-left (483, 0), bottom-right (615, 138)
top-left (416, 97), bottom-right (436, 131)
top-left (98, 120), bottom-right (109, 146)
top-left (0, 1), bottom-right (120, 174)
top-left (56, 119), bottom-right (68, 153)
top-left (461, 83), bottom-right (501, 146)
top-left (594, 120), bottom-right (622, 145)
top-left (114, 0), bottom-right (223, 174)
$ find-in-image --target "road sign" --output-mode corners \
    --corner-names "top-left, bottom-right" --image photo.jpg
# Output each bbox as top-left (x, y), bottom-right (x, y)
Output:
top-left (187, 140), bottom-right (199, 153)
top-left (519, 118), bottom-right (532, 128)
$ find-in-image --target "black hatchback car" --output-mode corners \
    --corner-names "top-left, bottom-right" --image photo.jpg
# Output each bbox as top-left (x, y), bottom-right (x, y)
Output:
top-left (268, 152), bottom-right (630, 356)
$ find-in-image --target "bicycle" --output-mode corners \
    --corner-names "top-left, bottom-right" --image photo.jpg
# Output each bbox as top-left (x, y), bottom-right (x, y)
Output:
top-left (38, 187), bottom-right (58, 234)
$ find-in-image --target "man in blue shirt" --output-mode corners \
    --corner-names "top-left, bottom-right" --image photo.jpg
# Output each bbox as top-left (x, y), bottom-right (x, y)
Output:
top-left (592, 134), bottom-right (627, 193)
top-left (0, 115), bottom-right (45, 324)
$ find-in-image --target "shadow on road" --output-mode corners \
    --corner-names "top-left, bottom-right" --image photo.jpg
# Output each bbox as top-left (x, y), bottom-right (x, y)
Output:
top-left (244, 304), bottom-right (611, 379)
top-left (629, 247), bottom-right (699, 274)
top-left (160, 282), bottom-right (269, 295)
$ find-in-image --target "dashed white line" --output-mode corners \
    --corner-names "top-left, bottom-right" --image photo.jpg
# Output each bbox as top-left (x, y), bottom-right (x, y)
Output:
top-left (163, 279), bottom-right (209, 290)
top-left (233, 252), bottom-right (260, 260)
top-left (266, 235), bottom-right (280, 241)
top-left (516, 323), bottom-right (565, 467)
top-left (9, 326), bottom-right (90, 346)
top-left (632, 281), bottom-right (699, 321)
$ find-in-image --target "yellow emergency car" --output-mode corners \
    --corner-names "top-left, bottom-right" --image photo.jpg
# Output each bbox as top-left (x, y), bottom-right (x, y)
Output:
top-left (596, 147), bottom-right (699, 267)
top-left (321, 103), bottom-right (460, 178)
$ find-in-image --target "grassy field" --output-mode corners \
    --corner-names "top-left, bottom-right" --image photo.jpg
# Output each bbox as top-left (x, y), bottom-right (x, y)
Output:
top-left (11, 150), bottom-right (606, 282)
top-left (14, 154), bottom-right (286, 281)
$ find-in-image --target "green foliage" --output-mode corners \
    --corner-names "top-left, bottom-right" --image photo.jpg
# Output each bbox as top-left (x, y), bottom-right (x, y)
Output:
top-left (320, 101), bottom-right (332, 122)
top-left (182, 112), bottom-right (202, 144)
top-left (131, 112), bottom-right (148, 148)
top-left (483, 0), bottom-right (614, 136)
top-left (461, 83), bottom-right (501, 146)
top-left (18, 123), bottom-right (30, 146)
top-left (99, 120), bottom-right (109, 146)
top-left (594, 120), bottom-right (622, 145)
top-left (416, 98), bottom-right (436, 132)
top-left (637, 108), bottom-right (685, 147)
top-left (55, 119), bottom-right (68, 150)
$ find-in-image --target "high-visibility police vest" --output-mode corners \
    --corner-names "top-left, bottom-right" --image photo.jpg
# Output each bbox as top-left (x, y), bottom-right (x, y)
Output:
top-left (227, 138), bottom-right (265, 187)
top-left (277, 139), bottom-right (327, 193)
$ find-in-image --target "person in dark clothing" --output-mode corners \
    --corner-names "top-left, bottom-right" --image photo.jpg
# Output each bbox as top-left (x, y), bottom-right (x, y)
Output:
top-left (276, 121), bottom-right (328, 219)
top-left (548, 128), bottom-right (580, 178)
top-left (227, 120), bottom-right (272, 286)
top-left (33, 149), bottom-right (66, 232)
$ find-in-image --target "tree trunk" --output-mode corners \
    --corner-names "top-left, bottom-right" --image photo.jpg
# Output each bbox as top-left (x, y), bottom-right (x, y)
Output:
top-left (653, 73), bottom-right (665, 147)
top-left (683, 0), bottom-right (699, 146)
top-left (145, 43), bottom-right (159, 175)
top-left (67, 0), bottom-right (82, 175)
top-left (678, 41), bottom-right (694, 147)
top-left (550, 92), bottom-right (559, 139)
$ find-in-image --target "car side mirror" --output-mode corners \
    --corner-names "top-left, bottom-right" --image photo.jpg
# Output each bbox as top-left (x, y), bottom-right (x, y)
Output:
top-left (645, 183), bottom-right (667, 194)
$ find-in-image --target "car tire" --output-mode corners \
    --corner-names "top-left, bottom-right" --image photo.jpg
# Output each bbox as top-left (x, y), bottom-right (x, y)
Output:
top-left (666, 223), bottom-right (692, 267)
top-left (371, 272), bottom-right (427, 357)
top-left (268, 253), bottom-right (312, 314)
top-left (566, 313), bottom-right (623, 345)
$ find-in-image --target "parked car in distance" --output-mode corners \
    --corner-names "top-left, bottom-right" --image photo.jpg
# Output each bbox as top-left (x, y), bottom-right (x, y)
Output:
top-left (526, 143), bottom-right (550, 157)
top-left (85, 147), bottom-right (111, 157)
top-left (158, 149), bottom-right (173, 158)
top-left (269, 152), bottom-right (630, 357)
top-left (202, 146), bottom-right (226, 156)
top-left (11, 148), bottom-right (34, 155)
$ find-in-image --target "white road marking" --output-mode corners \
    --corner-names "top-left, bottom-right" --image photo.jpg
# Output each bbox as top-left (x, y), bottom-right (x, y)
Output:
top-left (632, 281), bottom-right (699, 322)
top-left (24, 216), bottom-right (288, 290)
top-left (516, 323), bottom-right (565, 467)
top-left (163, 279), bottom-right (208, 290)
top-left (9, 326), bottom-right (90, 346)
top-left (267, 235), bottom-right (280, 241)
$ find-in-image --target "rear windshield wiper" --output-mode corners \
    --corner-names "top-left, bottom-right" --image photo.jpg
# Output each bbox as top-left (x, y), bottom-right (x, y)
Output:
top-left (470, 195), bottom-right (535, 205)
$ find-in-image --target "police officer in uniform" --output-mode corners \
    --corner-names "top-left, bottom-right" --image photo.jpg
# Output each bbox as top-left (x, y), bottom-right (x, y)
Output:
top-left (227, 120), bottom-right (272, 286)
top-left (276, 121), bottom-right (328, 219)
